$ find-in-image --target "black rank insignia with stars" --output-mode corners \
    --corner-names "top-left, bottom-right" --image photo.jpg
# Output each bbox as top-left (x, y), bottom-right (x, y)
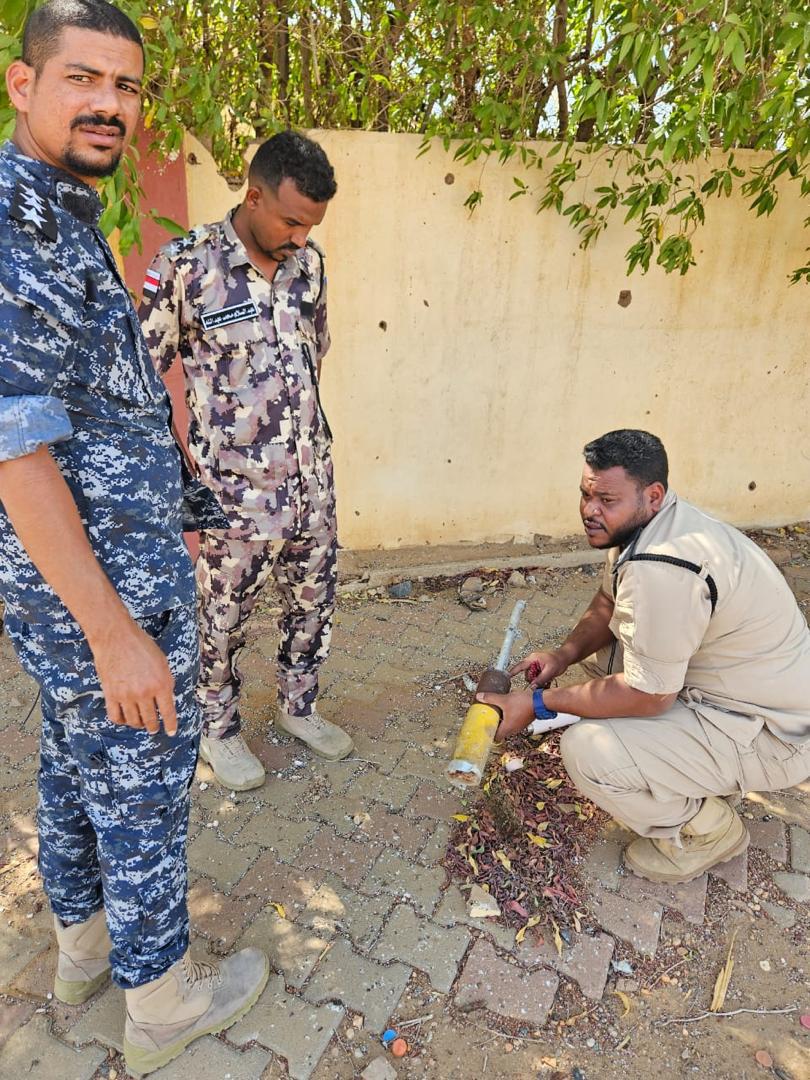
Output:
top-left (9, 180), bottom-right (58, 242)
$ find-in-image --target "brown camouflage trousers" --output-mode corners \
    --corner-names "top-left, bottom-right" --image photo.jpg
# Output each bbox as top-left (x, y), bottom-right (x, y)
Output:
top-left (196, 519), bottom-right (337, 739)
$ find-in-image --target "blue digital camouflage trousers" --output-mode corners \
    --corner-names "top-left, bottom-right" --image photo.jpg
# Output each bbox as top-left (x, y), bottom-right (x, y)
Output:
top-left (5, 604), bottom-right (201, 990)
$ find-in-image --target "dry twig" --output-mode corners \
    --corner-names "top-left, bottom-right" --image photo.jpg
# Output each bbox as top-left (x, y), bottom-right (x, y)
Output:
top-left (657, 1005), bottom-right (798, 1027)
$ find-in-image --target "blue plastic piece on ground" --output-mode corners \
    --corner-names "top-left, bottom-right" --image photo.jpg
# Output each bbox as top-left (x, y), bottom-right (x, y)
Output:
top-left (382, 1028), bottom-right (397, 1044)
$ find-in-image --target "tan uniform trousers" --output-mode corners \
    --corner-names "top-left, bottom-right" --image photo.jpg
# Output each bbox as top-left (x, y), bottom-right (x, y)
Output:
top-left (559, 644), bottom-right (810, 839)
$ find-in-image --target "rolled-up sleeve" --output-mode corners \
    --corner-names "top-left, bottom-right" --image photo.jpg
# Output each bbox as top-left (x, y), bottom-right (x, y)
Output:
top-left (0, 394), bottom-right (72, 461)
top-left (0, 269), bottom-right (78, 459)
top-left (611, 561), bottom-right (712, 694)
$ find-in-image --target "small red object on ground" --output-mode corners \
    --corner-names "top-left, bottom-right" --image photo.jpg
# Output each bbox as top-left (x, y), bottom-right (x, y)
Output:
top-left (391, 1038), bottom-right (408, 1057)
top-left (800, 1013), bottom-right (810, 1029)
top-left (754, 1049), bottom-right (773, 1068)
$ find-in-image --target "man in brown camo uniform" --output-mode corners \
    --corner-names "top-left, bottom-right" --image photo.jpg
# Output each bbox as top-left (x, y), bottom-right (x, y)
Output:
top-left (139, 131), bottom-right (353, 790)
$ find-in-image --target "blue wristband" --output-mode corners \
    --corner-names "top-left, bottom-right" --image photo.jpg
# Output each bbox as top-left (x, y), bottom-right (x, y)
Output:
top-left (532, 688), bottom-right (557, 720)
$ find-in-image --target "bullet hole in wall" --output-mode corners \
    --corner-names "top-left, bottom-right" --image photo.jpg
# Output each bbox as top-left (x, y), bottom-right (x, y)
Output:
top-left (379, 320), bottom-right (387, 331)
top-left (749, 481), bottom-right (757, 491)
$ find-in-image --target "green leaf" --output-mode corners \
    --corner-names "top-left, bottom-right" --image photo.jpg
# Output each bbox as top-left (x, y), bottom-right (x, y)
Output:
top-left (732, 37), bottom-right (746, 74)
top-left (149, 213), bottom-right (188, 237)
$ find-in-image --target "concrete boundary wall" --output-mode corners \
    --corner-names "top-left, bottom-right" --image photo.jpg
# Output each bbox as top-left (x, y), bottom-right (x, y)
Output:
top-left (137, 130), bottom-right (810, 549)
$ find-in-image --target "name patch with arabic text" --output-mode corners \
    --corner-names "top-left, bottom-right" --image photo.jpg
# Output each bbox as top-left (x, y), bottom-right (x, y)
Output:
top-left (201, 300), bottom-right (258, 331)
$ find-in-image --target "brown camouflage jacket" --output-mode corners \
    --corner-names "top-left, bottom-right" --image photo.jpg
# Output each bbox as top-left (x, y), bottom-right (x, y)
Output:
top-left (138, 211), bottom-right (333, 539)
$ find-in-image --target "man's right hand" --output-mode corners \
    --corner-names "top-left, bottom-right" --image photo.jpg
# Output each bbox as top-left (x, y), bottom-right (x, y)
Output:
top-left (510, 649), bottom-right (570, 687)
top-left (89, 620), bottom-right (177, 737)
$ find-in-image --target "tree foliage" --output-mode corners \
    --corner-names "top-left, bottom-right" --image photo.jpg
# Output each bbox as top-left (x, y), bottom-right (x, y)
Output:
top-left (1, 0), bottom-right (808, 277)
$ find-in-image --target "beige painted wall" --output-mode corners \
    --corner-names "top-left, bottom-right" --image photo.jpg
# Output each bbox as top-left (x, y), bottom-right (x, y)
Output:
top-left (183, 131), bottom-right (809, 549)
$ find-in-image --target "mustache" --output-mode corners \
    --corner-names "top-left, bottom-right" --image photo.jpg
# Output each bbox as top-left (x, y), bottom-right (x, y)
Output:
top-left (71, 113), bottom-right (126, 135)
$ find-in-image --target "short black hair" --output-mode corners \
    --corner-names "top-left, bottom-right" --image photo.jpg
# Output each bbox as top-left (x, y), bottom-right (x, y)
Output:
top-left (249, 131), bottom-right (337, 203)
top-left (583, 429), bottom-right (669, 490)
top-left (22, 1), bottom-right (143, 72)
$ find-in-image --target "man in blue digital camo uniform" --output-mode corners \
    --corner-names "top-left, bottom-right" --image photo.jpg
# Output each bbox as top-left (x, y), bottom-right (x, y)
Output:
top-left (0, 3), bottom-right (266, 1073)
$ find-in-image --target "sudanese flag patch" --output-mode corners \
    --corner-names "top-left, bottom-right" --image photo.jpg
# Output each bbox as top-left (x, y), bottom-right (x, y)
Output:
top-left (143, 267), bottom-right (161, 295)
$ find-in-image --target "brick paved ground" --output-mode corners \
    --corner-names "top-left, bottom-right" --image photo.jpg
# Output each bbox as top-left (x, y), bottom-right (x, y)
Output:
top-left (1, 532), bottom-right (809, 1079)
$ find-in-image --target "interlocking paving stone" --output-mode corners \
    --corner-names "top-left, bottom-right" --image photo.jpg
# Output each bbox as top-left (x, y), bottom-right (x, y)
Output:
top-left (233, 850), bottom-right (321, 915)
top-left (580, 829), bottom-right (632, 893)
top-left (0, 925), bottom-right (49, 995)
top-left (357, 808), bottom-right (432, 857)
top-left (772, 871), bottom-right (810, 902)
top-left (618, 871), bottom-right (708, 925)
top-left (150, 1036), bottom-right (273, 1079)
top-left (1, 1013), bottom-right (106, 1079)
top-left (404, 781), bottom-right (464, 821)
top-left (349, 770), bottom-right (418, 810)
top-left (789, 825), bottom-right (810, 873)
top-left (395, 748), bottom-right (447, 784)
top-left (418, 820), bottom-right (452, 866)
top-left (373, 903), bottom-right (470, 992)
top-left (746, 785), bottom-right (810, 829)
top-left (64, 984), bottom-right (124, 1050)
top-left (252, 739), bottom-right (299, 774)
top-left (7, 939), bottom-right (59, 1001)
top-left (347, 734), bottom-right (409, 775)
top-left (748, 817), bottom-right (788, 863)
top-left (302, 937), bottom-right (411, 1033)
top-left (761, 899), bottom-right (797, 929)
top-left (235, 814), bottom-right (316, 858)
top-left (188, 881), bottom-right (266, 952)
top-left (709, 851), bottom-right (748, 892)
top-left (0, 998), bottom-right (36, 1047)
top-left (315, 759), bottom-right (365, 793)
top-left (229, 972), bottom-right (343, 1080)
top-left (433, 884), bottom-right (518, 953)
top-left (296, 875), bottom-right (393, 951)
top-left (362, 851), bottom-right (446, 915)
top-left (298, 828), bottom-right (382, 888)
top-left (455, 939), bottom-right (558, 1025)
top-left (517, 930), bottom-right (615, 1001)
top-left (308, 792), bottom-right (368, 837)
top-left (588, 889), bottom-right (663, 956)
top-left (256, 777), bottom-right (318, 820)
top-left (187, 828), bottom-right (261, 892)
top-left (0, 730), bottom-right (38, 764)
top-left (236, 907), bottom-right (332, 988)
top-left (334, 695), bottom-right (390, 737)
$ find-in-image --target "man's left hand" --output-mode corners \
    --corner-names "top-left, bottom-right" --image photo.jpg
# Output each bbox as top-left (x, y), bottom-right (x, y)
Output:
top-left (475, 689), bottom-right (534, 741)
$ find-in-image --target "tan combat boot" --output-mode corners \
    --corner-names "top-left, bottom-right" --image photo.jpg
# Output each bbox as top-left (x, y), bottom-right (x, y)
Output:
top-left (123, 948), bottom-right (268, 1076)
top-left (53, 909), bottom-right (112, 1004)
top-left (624, 795), bottom-right (750, 884)
top-left (275, 707), bottom-right (354, 760)
top-left (199, 733), bottom-right (266, 791)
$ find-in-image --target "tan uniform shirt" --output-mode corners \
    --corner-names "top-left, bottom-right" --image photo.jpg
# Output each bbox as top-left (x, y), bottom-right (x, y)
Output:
top-left (600, 490), bottom-right (810, 745)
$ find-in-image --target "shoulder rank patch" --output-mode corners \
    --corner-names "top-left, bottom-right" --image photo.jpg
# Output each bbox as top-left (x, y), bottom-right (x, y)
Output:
top-left (9, 180), bottom-right (58, 242)
top-left (201, 300), bottom-right (258, 331)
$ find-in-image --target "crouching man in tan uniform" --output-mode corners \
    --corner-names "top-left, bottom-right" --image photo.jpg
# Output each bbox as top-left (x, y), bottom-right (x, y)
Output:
top-left (478, 429), bottom-right (810, 884)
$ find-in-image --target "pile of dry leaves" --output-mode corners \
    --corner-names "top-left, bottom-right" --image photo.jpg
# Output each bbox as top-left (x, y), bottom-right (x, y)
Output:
top-left (444, 730), bottom-right (606, 939)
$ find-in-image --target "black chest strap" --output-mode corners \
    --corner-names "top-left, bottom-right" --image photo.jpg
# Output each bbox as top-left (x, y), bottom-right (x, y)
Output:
top-left (613, 553), bottom-right (718, 615)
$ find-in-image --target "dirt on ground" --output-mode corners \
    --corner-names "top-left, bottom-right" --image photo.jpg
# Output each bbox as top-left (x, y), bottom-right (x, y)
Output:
top-left (1, 524), bottom-right (809, 1080)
